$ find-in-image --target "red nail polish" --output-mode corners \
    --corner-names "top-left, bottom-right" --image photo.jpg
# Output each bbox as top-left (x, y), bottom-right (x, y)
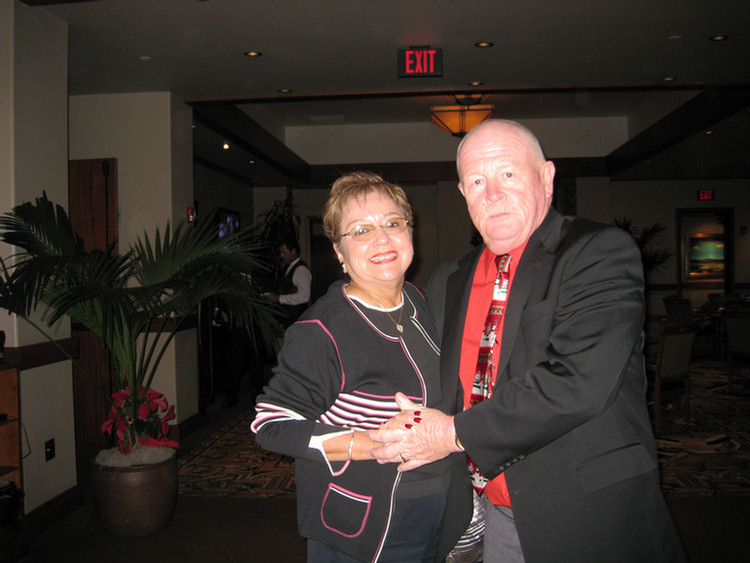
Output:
top-left (413, 410), bottom-right (421, 416)
top-left (404, 423), bottom-right (413, 429)
top-left (414, 417), bottom-right (422, 423)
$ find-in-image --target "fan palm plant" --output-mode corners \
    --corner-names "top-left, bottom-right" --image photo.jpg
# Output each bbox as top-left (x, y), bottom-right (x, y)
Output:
top-left (0, 193), bottom-right (280, 457)
top-left (612, 216), bottom-right (674, 277)
top-left (248, 192), bottom-right (301, 291)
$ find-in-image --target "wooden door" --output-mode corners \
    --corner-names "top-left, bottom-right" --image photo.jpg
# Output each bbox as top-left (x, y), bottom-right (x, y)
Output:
top-left (68, 158), bottom-right (118, 444)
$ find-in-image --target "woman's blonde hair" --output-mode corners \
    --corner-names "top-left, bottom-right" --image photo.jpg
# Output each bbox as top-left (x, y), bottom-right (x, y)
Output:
top-left (322, 171), bottom-right (413, 242)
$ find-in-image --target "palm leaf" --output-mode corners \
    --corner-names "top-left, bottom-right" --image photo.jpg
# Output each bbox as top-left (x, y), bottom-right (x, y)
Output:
top-left (0, 192), bottom-right (83, 257)
top-left (612, 216), bottom-right (673, 276)
top-left (1, 193), bottom-right (281, 402)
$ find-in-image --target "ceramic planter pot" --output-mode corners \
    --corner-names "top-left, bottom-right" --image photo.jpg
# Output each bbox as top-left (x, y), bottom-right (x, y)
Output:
top-left (91, 454), bottom-right (178, 537)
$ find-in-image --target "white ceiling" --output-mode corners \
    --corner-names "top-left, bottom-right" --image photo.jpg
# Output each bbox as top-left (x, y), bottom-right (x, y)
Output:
top-left (28, 0), bottom-right (750, 187)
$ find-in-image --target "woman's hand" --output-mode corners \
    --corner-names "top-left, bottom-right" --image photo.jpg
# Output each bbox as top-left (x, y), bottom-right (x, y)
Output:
top-left (368, 392), bottom-right (460, 471)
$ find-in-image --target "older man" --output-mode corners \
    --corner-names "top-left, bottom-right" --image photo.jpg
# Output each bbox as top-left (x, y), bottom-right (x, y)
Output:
top-left (370, 120), bottom-right (686, 563)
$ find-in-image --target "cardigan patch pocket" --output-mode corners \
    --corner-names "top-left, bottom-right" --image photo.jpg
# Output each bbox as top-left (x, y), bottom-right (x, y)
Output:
top-left (321, 483), bottom-right (372, 538)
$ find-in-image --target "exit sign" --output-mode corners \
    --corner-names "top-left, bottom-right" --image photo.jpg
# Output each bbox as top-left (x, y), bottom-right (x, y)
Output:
top-left (397, 47), bottom-right (443, 77)
top-left (697, 189), bottom-right (715, 201)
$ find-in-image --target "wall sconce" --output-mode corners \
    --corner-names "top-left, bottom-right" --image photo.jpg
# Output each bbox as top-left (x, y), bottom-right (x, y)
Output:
top-left (430, 94), bottom-right (494, 137)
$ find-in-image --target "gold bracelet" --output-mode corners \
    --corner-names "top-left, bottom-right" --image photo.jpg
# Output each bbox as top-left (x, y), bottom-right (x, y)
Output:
top-left (455, 433), bottom-right (465, 452)
top-left (348, 431), bottom-right (355, 460)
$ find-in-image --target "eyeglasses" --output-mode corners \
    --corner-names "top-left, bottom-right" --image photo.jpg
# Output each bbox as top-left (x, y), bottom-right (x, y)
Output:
top-left (340, 217), bottom-right (410, 242)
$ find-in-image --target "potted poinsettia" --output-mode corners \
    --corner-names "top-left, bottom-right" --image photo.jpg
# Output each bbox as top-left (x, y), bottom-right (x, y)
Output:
top-left (103, 385), bottom-right (179, 454)
top-left (0, 193), bottom-right (281, 534)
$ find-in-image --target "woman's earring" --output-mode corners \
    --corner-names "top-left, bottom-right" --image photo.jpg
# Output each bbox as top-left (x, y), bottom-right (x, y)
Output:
top-left (341, 262), bottom-right (347, 273)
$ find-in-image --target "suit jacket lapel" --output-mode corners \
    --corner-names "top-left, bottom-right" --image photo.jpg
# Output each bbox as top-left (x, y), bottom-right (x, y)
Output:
top-left (440, 209), bottom-right (567, 397)
top-left (496, 209), bottom-right (566, 380)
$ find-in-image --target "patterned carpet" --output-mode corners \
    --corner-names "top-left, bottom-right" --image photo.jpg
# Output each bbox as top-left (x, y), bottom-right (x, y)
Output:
top-left (656, 359), bottom-right (750, 496)
top-left (178, 410), bottom-right (296, 498)
top-left (177, 360), bottom-right (750, 498)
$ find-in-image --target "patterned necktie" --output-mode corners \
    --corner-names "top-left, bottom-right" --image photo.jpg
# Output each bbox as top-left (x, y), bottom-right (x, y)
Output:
top-left (468, 253), bottom-right (511, 492)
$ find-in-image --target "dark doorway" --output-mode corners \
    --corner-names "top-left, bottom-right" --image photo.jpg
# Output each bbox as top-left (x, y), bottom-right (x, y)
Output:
top-left (308, 218), bottom-right (343, 302)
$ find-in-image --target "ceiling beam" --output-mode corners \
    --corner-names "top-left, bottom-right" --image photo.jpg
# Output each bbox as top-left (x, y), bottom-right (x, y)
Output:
top-left (308, 158), bottom-right (606, 187)
top-left (21, 0), bottom-right (95, 5)
top-left (191, 103), bottom-right (310, 187)
top-left (193, 155), bottom-right (256, 188)
top-left (606, 86), bottom-right (750, 176)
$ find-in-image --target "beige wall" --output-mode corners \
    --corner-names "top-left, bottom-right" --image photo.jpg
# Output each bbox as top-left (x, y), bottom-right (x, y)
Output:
top-left (285, 117), bottom-right (629, 165)
top-left (69, 92), bottom-right (179, 240)
top-left (435, 179), bottom-right (475, 265)
top-left (578, 177), bottom-right (750, 314)
top-left (18, 361), bottom-right (75, 511)
top-left (170, 94), bottom-right (195, 225)
top-left (0, 1), bottom-right (15, 343)
top-left (3, 0), bottom-right (76, 513)
top-left (286, 122), bottom-right (460, 164)
top-left (0, 1), bottom-right (13, 229)
top-left (68, 91), bottom-right (200, 425)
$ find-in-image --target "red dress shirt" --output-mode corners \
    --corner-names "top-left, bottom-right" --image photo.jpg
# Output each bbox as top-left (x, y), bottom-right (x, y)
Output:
top-left (458, 242), bottom-right (527, 506)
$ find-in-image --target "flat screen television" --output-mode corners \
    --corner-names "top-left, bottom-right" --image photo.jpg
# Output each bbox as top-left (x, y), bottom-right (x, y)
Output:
top-left (218, 208), bottom-right (240, 242)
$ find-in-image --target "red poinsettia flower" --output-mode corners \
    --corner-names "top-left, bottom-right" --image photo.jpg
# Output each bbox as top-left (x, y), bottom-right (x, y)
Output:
top-left (101, 385), bottom-right (181, 454)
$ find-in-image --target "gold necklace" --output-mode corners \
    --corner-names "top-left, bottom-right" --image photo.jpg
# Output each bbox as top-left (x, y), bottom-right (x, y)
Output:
top-left (375, 295), bottom-right (405, 333)
top-left (354, 286), bottom-right (405, 333)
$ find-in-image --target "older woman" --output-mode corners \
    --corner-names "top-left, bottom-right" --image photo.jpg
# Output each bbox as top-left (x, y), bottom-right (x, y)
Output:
top-left (252, 172), bottom-right (469, 563)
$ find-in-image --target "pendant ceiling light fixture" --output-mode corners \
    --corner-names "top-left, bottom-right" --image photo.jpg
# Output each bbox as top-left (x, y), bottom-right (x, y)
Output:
top-left (430, 94), bottom-right (494, 137)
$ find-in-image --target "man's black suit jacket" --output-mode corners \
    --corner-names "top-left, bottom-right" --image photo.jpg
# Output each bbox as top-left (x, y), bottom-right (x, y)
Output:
top-left (428, 209), bottom-right (686, 563)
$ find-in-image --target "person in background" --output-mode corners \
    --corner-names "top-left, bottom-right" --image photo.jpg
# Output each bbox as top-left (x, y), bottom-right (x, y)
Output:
top-left (265, 239), bottom-right (312, 327)
top-left (368, 120), bottom-right (687, 563)
top-left (252, 171), bottom-right (470, 563)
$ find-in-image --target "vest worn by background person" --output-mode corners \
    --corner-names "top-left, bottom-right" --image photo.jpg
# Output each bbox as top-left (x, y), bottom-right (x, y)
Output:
top-left (279, 259), bottom-right (310, 326)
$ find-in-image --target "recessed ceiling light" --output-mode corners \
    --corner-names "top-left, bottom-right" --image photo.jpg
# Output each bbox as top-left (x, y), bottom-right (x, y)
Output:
top-left (705, 130), bottom-right (713, 135)
top-left (222, 143), bottom-right (230, 150)
top-left (139, 55), bottom-right (151, 62)
top-left (709, 35), bottom-right (729, 41)
top-left (475, 41), bottom-right (493, 48)
top-left (278, 88), bottom-right (293, 94)
top-left (244, 51), bottom-right (262, 57)
top-left (662, 76), bottom-right (677, 82)
top-left (468, 81), bottom-right (483, 86)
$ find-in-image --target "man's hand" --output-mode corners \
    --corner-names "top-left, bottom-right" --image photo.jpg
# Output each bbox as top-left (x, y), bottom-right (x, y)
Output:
top-left (367, 392), bottom-right (460, 471)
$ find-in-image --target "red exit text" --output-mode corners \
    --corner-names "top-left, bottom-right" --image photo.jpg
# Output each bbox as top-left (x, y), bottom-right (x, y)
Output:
top-left (397, 48), bottom-right (443, 77)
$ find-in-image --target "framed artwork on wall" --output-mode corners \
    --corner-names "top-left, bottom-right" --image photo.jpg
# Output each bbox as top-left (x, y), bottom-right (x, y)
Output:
top-left (682, 234), bottom-right (725, 282)
top-left (676, 207), bottom-right (733, 292)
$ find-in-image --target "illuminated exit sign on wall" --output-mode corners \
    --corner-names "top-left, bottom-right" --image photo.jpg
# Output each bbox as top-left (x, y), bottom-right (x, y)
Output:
top-left (397, 47), bottom-right (443, 77)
